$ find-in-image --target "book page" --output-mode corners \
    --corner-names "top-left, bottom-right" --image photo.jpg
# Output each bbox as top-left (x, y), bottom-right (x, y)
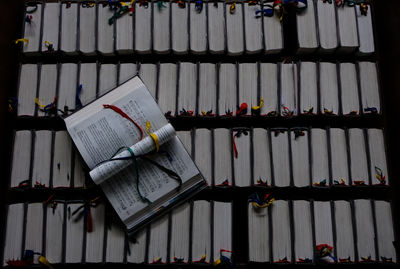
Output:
top-left (90, 124), bottom-right (176, 184)
top-left (101, 136), bottom-right (199, 223)
top-left (65, 76), bottom-right (202, 228)
top-left (65, 77), bottom-right (168, 169)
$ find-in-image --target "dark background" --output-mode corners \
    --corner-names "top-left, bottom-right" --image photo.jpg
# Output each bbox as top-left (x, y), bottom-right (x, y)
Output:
top-left (0, 0), bottom-right (400, 268)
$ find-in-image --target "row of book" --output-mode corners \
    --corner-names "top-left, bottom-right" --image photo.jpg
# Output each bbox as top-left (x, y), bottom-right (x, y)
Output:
top-left (16, 61), bottom-right (381, 118)
top-left (21, 0), bottom-right (373, 56)
top-left (3, 200), bottom-right (232, 265)
top-left (9, 127), bottom-right (388, 189)
top-left (296, 0), bottom-right (374, 54)
top-left (22, 0), bottom-right (282, 55)
top-left (178, 127), bottom-right (388, 187)
top-left (248, 199), bottom-right (396, 263)
top-left (3, 199), bottom-right (395, 265)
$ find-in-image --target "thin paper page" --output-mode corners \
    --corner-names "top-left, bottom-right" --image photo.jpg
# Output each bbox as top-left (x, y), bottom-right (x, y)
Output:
top-left (248, 203), bottom-right (269, 262)
top-left (119, 63), bottom-right (137, 85)
top-left (233, 130), bottom-right (251, 187)
top-left (296, 0), bottom-right (318, 51)
top-left (190, 2), bottom-right (207, 54)
top-left (359, 62), bottom-right (380, 113)
top-left (74, 152), bottom-right (86, 187)
top-left (138, 64), bottom-right (157, 98)
top-left (368, 129), bottom-right (388, 185)
top-left (354, 199), bottom-right (376, 261)
top-left (135, 3), bottom-right (152, 53)
top-left (263, 7), bottom-right (283, 53)
top-left (226, 3), bottom-right (244, 55)
top-left (214, 128), bottom-right (232, 186)
top-left (89, 124), bottom-right (176, 184)
top-left (153, 2), bottom-right (170, 53)
top-left (349, 129), bottom-right (369, 185)
top-left (66, 77), bottom-right (168, 169)
top-left (194, 129), bottom-right (212, 186)
top-left (169, 203), bottom-right (190, 262)
top-left (17, 64), bottom-right (37, 116)
top-left (313, 201), bottom-right (334, 257)
top-left (37, 64), bottom-right (57, 117)
top-left (272, 200), bottom-right (291, 262)
top-left (244, 2), bottom-right (262, 54)
top-left (177, 130), bottom-right (192, 155)
top-left (45, 202), bottom-right (64, 263)
top-left (356, 4), bottom-right (374, 54)
top-left (238, 63), bottom-right (258, 114)
top-left (101, 136), bottom-right (199, 223)
top-left (178, 63), bottom-right (197, 115)
top-left (79, 4), bottom-right (96, 54)
top-left (3, 204), bottom-right (24, 265)
top-left (32, 130), bottom-right (52, 187)
top-left (340, 63), bottom-right (359, 115)
top-left (213, 202), bottom-right (232, 262)
top-left (148, 214), bottom-right (168, 263)
top-left (65, 203), bottom-right (84, 263)
top-left (127, 227), bottom-right (147, 263)
top-left (208, 2), bottom-right (225, 53)
top-left (57, 63), bottom-right (78, 114)
top-left (116, 3), bottom-right (133, 53)
top-left (374, 201), bottom-right (396, 262)
top-left (337, 5), bottom-right (358, 49)
top-left (85, 203), bottom-right (105, 262)
top-left (271, 130), bottom-right (290, 187)
top-left (334, 201), bottom-right (355, 261)
top-left (106, 222), bottom-right (125, 262)
top-left (198, 63), bottom-right (217, 115)
top-left (25, 203), bottom-right (43, 254)
top-left (79, 63), bottom-right (97, 107)
top-left (171, 3), bottom-right (189, 54)
top-left (41, 3), bottom-right (59, 52)
top-left (316, 0), bottom-right (337, 51)
top-left (260, 63), bottom-right (278, 115)
top-left (61, 3), bottom-right (78, 53)
top-left (158, 63), bottom-right (177, 115)
top-left (218, 64), bottom-right (237, 116)
top-left (52, 131), bottom-right (73, 188)
top-left (253, 128), bottom-right (271, 186)
top-left (280, 63), bottom-right (297, 116)
top-left (299, 62), bottom-right (317, 114)
top-left (192, 201), bottom-right (211, 263)
top-left (98, 64), bottom-right (117, 97)
top-left (23, 3), bottom-right (42, 53)
top-left (10, 131), bottom-right (31, 188)
top-left (291, 129), bottom-right (310, 187)
top-left (97, 4), bottom-right (115, 54)
top-left (311, 129), bottom-right (329, 185)
top-left (319, 62), bottom-right (339, 115)
top-left (293, 201), bottom-right (313, 262)
top-left (330, 128), bottom-right (349, 185)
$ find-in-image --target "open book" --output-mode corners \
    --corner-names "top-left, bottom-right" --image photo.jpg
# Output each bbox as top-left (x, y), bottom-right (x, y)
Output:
top-left (64, 76), bottom-right (206, 235)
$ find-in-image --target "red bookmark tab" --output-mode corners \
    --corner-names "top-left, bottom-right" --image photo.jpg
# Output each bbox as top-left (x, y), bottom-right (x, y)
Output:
top-left (103, 104), bottom-right (144, 141)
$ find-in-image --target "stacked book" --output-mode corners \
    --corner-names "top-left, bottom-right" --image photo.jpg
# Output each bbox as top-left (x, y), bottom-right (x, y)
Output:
top-left (17, 61), bottom-right (381, 118)
top-left (3, 200), bottom-right (232, 265)
top-left (4, 0), bottom-right (396, 267)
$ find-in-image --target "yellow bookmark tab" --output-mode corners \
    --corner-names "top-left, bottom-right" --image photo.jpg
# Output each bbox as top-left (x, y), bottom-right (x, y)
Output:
top-left (251, 97), bottom-right (264, 111)
top-left (146, 121), bottom-right (159, 152)
top-left (252, 197), bottom-right (275, 209)
top-left (15, 38), bottom-right (29, 44)
top-left (38, 256), bottom-right (54, 269)
top-left (35, 98), bottom-right (45, 108)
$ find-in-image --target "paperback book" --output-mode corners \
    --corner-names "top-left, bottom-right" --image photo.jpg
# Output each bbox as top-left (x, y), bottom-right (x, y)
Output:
top-left (64, 76), bottom-right (206, 235)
